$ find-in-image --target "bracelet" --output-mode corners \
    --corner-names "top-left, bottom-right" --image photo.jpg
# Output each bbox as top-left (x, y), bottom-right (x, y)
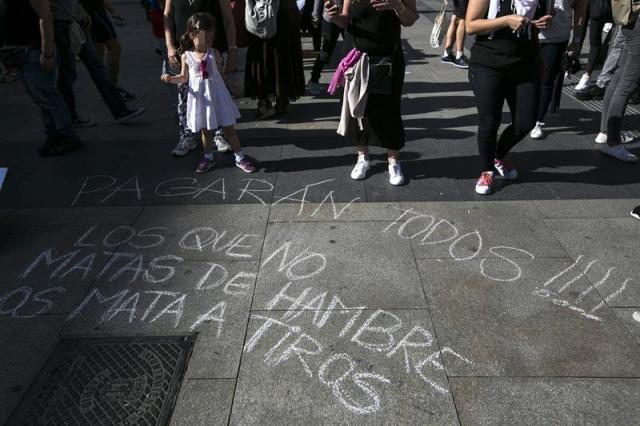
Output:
top-left (228, 46), bottom-right (238, 50)
top-left (395, 2), bottom-right (405, 15)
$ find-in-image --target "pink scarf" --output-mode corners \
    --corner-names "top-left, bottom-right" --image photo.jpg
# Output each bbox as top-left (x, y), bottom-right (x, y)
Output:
top-left (328, 48), bottom-right (362, 95)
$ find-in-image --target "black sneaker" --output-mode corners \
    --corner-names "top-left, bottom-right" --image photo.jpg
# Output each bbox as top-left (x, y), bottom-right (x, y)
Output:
top-left (575, 84), bottom-right (605, 101)
top-left (632, 205), bottom-right (640, 220)
top-left (72, 117), bottom-right (97, 128)
top-left (115, 107), bottom-right (146, 123)
top-left (117, 86), bottom-right (136, 102)
top-left (453, 55), bottom-right (469, 69)
top-left (441, 54), bottom-right (455, 65)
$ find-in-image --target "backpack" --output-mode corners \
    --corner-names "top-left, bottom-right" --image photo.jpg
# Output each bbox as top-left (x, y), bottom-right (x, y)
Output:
top-left (245, 0), bottom-right (279, 39)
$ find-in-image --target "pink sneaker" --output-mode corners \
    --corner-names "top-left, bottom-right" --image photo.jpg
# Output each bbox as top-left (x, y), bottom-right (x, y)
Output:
top-left (236, 158), bottom-right (257, 173)
top-left (196, 158), bottom-right (216, 173)
top-left (475, 171), bottom-right (495, 195)
top-left (494, 159), bottom-right (518, 179)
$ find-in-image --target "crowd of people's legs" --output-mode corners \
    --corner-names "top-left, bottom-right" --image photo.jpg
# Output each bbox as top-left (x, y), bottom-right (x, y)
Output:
top-left (1, 0), bottom-right (638, 217)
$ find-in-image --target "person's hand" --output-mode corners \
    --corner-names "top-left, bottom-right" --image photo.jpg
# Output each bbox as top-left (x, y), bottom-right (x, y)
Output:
top-left (40, 52), bottom-right (55, 72)
top-left (224, 49), bottom-right (237, 74)
top-left (324, 0), bottom-right (339, 17)
top-left (532, 14), bottom-right (553, 29)
top-left (167, 46), bottom-right (180, 70)
top-left (371, 0), bottom-right (402, 12)
top-left (160, 73), bottom-right (172, 83)
top-left (506, 14), bottom-right (529, 32)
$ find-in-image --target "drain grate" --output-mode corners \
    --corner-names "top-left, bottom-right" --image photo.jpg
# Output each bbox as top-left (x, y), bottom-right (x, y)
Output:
top-left (8, 335), bottom-right (195, 426)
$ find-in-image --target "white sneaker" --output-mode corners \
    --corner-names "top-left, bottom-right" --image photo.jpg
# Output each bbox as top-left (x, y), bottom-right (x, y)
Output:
top-left (530, 122), bottom-right (545, 139)
top-left (350, 157), bottom-right (370, 180)
top-left (172, 135), bottom-right (198, 157)
top-left (575, 73), bottom-right (590, 91)
top-left (600, 144), bottom-right (638, 162)
top-left (214, 133), bottom-right (232, 153)
top-left (475, 171), bottom-right (495, 195)
top-left (388, 161), bottom-right (405, 186)
top-left (595, 131), bottom-right (636, 144)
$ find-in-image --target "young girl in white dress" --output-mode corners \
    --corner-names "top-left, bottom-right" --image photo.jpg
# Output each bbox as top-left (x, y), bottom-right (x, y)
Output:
top-left (161, 13), bottom-right (256, 173)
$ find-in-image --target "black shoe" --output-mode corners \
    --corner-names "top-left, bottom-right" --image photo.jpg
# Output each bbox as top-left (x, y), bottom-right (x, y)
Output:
top-left (575, 84), bottom-right (603, 101)
top-left (453, 55), bottom-right (469, 69)
top-left (115, 107), bottom-right (146, 123)
top-left (632, 205), bottom-right (640, 220)
top-left (117, 86), bottom-right (136, 102)
top-left (441, 54), bottom-right (455, 65)
top-left (38, 135), bottom-right (82, 156)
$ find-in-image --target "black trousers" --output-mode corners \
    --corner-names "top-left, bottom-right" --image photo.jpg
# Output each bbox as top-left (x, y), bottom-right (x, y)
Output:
top-left (469, 62), bottom-right (541, 172)
top-left (538, 40), bottom-right (568, 122)
top-left (310, 20), bottom-right (344, 83)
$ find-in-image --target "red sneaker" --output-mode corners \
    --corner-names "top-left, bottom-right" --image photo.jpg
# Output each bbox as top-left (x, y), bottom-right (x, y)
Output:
top-left (475, 171), bottom-right (494, 195)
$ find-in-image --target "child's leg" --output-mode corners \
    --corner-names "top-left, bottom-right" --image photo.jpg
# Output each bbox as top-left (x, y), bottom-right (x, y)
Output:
top-left (202, 129), bottom-right (213, 156)
top-left (223, 126), bottom-right (242, 153)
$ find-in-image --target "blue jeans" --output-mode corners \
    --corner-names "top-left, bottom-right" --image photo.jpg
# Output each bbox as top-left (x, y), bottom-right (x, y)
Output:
top-left (19, 49), bottom-right (75, 138)
top-left (56, 22), bottom-right (129, 120)
top-left (600, 14), bottom-right (640, 143)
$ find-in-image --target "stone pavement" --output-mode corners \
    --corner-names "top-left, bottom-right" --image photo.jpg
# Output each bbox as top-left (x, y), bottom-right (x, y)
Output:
top-left (1, 0), bottom-right (640, 424)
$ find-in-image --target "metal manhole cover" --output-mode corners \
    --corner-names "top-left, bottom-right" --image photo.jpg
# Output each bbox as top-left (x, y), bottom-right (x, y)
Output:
top-left (8, 335), bottom-right (195, 426)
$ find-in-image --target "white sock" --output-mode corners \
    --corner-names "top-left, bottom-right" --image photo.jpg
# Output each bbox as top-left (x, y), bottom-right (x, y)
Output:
top-left (358, 153), bottom-right (369, 162)
top-left (443, 48), bottom-right (451, 57)
top-left (234, 150), bottom-right (245, 162)
top-left (389, 158), bottom-right (398, 166)
top-left (456, 51), bottom-right (464, 59)
top-left (204, 152), bottom-right (214, 161)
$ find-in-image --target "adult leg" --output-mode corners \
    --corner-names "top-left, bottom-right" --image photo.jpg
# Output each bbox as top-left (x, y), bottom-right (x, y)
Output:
top-left (455, 19), bottom-right (466, 54)
top-left (78, 38), bottom-right (129, 118)
top-left (469, 64), bottom-right (507, 171)
top-left (537, 41), bottom-right (568, 123)
top-left (54, 20), bottom-right (80, 122)
top-left (443, 14), bottom-right (458, 56)
top-left (18, 49), bottom-right (79, 154)
top-left (585, 16), bottom-right (605, 75)
top-left (310, 21), bottom-right (342, 83)
top-left (497, 64), bottom-right (540, 160)
top-left (604, 22), bottom-right (640, 146)
top-left (596, 25), bottom-right (624, 88)
top-left (104, 38), bottom-right (122, 85)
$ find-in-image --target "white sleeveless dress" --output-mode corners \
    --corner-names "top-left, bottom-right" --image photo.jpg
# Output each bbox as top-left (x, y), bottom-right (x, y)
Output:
top-left (185, 49), bottom-right (240, 132)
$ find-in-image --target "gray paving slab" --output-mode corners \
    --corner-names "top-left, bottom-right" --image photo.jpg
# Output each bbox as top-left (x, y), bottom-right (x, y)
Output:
top-left (450, 377), bottom-right (640, 426)
top-left (418, 258), bottom-right (640, 377)
top-left (252, 221), bottom-right (428, 310)
top-left (231, 310), bottom-right (460, 424)
top-left (61, 260), bottom-right (258, 379)
top-left (613, 308), bottom-right (640, 345)
top-left (0, 206), bottom-right (141, 227)
top-left (268, 201), bottom-right (401, 222)
top-left (543, 217), bottom-right (640, 306)
top-left (397, 202), bottom-right (569, 260)
top-left (115, 205), bottom-right (269, 262)
top-left (0, 315), bottom-right (66, 424)
top-left (0, 225), bottom-right (125, 279)
top-left (169, 379), bottom-right (235, 426)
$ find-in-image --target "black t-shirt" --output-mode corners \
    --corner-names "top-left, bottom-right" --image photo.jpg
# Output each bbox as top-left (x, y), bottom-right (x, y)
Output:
top-left (171, 0), bottom-right (227, 52)
top-left (5, 0), bottom-right (40, 47)
top-left (349, 0), bottom-right (400, 55)
top-left (469, 0), bottom-right (541, 69)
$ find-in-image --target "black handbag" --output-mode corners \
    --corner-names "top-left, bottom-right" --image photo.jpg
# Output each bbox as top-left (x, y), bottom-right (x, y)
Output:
top-left (367, 36), bottom-right (399, 96)
top-left (368, 54), bottom-right (394, 95)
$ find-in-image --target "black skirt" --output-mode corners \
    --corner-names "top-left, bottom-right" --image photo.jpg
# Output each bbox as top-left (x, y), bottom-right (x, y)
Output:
top-left (344, 48), bottom-right (406, 150)
top-left (244, 8), bottom-right (305, 101)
